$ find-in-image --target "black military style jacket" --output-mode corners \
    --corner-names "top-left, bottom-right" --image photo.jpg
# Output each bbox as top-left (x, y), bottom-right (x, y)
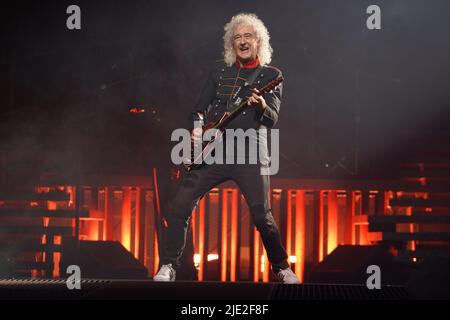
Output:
top-left (190, 60), bottom-right (283, 130)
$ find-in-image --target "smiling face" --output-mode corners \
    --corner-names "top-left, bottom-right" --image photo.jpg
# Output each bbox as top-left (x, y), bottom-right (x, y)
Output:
top-left (232, 24), bottom-right (259, 63)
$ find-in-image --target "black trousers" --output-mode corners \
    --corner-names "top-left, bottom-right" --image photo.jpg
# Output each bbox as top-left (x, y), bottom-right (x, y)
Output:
top-left (160, 163), bottom-right (289, 273)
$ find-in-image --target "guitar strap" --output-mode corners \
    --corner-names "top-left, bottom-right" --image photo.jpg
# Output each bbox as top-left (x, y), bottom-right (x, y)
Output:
top-left (228, 66), bottom-right (263, 111)
top-left (245, 65), bottom-right (263, 87)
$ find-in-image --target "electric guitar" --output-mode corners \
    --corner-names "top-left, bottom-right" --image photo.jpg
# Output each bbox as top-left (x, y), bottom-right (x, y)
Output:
top-left (185, 76), bottom-right (284, 171)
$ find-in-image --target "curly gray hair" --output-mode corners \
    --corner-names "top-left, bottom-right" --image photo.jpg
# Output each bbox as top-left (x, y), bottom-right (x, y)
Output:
top-left (223, 13), bottom-right (273, 66)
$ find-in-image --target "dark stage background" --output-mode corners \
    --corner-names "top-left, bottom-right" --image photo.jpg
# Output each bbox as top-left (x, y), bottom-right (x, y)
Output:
top-left (1, 0), bottom-right (450, 179)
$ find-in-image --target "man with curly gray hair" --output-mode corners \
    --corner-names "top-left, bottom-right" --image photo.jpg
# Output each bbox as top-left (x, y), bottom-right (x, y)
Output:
top-left (223, 13), bottom-right (273, 67)
top-left (154, 13), bottom-right (299, 284)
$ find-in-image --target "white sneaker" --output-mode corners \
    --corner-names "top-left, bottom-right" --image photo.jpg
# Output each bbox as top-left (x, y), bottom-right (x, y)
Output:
top-left (153, 264), bottom-right (176, 281)
top-left (277, 267), bottom-right (300, 284)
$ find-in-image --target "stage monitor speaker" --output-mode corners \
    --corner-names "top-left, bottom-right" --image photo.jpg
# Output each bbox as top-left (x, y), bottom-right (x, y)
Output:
top-left (407, 255), bottom-right (450, 300)
top-left (60, 240), bottom-right (148, 279)
top-left (306, 245), bottom-right (412, 285)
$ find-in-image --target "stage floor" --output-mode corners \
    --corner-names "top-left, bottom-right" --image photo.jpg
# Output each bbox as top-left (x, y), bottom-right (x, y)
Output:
top-left (0, 278), bottom-right (413, 300)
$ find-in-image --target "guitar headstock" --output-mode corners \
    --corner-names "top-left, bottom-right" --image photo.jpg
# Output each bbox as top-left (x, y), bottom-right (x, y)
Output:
top-left (257, 77), bottom-right (284, 95)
